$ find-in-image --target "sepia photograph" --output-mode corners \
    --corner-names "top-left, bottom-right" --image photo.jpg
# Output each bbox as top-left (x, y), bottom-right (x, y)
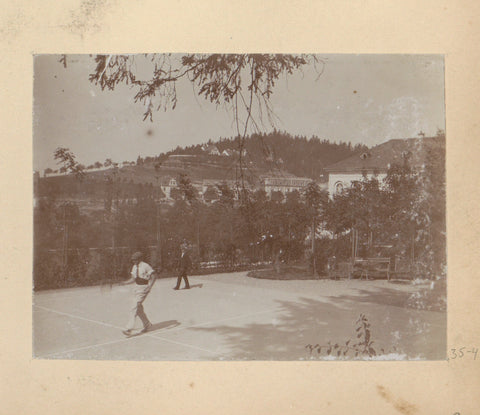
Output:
top-left (33, 53), bottom-right (446, 361)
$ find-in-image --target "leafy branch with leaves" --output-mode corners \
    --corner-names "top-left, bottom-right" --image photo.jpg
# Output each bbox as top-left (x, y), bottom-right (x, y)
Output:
top-left (306, 314), bottom-right (398, 359)
top-left (54, 147), bottom-right (85, 180)
top-left (78, 53), bottom-right (324, 195)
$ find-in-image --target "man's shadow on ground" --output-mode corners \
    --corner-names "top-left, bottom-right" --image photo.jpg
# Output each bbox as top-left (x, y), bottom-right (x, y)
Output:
top-left (189, 283), bottom-right (203, 289)
top-left (175, 284), bottom-right (203, 290)
top-left (149, 320), bottom-right (181, 332)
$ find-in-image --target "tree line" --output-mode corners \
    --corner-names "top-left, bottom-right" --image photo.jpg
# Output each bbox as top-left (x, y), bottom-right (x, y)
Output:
top-left (34, 142), bottom-right (445, 289)
top-left (41, 131), bottom-right (365, 182)
top-left (164, 131), bottom-right (368, 179)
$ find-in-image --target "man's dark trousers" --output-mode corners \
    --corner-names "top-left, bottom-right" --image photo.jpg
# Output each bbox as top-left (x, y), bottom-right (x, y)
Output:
top-left (175, 253), bottom-right (191, 289)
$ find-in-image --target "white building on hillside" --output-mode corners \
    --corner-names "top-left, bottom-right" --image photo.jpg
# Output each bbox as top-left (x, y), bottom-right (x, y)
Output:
top-left (324, 136), bottom-right (445, 197)
top-left (160, 177), bottom-right (177, 199)
top-left (204, 145), bottom-right (220, 155)
top-left (261, 176), bottom-right (313, 197)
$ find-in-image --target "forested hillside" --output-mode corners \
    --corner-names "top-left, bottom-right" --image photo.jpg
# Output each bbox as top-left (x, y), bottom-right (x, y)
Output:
top-left (167, 131), bottom-right (368, 179)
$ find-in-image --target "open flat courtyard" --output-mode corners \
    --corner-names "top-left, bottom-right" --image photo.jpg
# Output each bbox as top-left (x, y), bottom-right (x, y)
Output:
top-left (33, 272), bottom-right (446, 361)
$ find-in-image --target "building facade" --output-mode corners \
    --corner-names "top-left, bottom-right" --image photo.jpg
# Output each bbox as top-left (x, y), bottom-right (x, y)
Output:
top-left (325, 136), bottom-right (444, 197)
top-left (262, 176), bottom-right (313, 197)
top-left (160, 177), bottom-right (178, 199)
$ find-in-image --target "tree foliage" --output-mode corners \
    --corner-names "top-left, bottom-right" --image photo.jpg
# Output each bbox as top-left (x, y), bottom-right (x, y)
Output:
top-left (76, 53), bottom-right (325, 187)
top-left (324, 137), bottom-right (446, 279)
top-left (87, 54), bottom-right (319, 126)
top-left (54, 147), bottom-right (85, 180)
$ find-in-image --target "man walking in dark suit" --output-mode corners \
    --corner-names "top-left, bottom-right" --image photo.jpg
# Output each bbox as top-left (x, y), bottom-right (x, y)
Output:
top-left (174, 243), bottom-right (191, 290)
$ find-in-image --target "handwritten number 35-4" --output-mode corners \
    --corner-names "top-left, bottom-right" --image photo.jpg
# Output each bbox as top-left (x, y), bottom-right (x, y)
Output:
top-left (449, 347), bottom-right (478, 360)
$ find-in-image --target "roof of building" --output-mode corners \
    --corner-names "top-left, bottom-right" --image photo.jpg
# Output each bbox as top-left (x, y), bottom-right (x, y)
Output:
top-left (159, 176), bottom-right (177, 186)
top-left (324, 136), bottom-right (444, 173)
top-left (262, 176), bottom-right (312, 185)
top-left (259, 170), bottom-right (298, 179)
top-left (205, 145), bottom-right (220, 152)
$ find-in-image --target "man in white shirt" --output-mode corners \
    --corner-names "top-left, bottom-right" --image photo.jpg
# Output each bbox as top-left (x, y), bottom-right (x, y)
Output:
top-left (120, 251), bottom-right (156, 337)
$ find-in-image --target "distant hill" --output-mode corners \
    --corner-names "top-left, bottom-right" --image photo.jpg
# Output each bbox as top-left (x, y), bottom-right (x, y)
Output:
top-left (163, 131), bottom-right (368, 179)
top-left (35, 132), bottom-right (366, 204)
top-left (325, 135), bottom-right (445, 173)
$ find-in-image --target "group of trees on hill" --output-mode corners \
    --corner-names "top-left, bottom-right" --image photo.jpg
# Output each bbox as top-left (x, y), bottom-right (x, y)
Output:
top-left (37, 131), bottom-right (365, 210)
top-left (41, 131), bottom-right (365, 192)
top-left (162, 131), bottom-right (367, 180)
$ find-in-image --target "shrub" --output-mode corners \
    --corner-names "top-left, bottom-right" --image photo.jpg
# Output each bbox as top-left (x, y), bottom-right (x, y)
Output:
top-left (306, 314), bottom-right (398, 359)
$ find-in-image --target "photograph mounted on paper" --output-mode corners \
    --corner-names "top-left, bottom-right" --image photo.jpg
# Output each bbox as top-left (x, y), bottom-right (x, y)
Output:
top-left (33, 54), bottom-right (446, 360)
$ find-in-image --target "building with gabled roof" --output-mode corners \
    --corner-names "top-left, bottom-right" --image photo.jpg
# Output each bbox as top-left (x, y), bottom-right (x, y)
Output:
top-left (324, 135), bottom-right (445, 197)
top-left (204, 145), bottom-right (220, 155)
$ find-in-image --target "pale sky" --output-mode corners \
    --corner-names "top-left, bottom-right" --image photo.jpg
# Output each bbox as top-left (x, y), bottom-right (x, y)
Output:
top-left (33, 54), bottom-right (445, 172)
